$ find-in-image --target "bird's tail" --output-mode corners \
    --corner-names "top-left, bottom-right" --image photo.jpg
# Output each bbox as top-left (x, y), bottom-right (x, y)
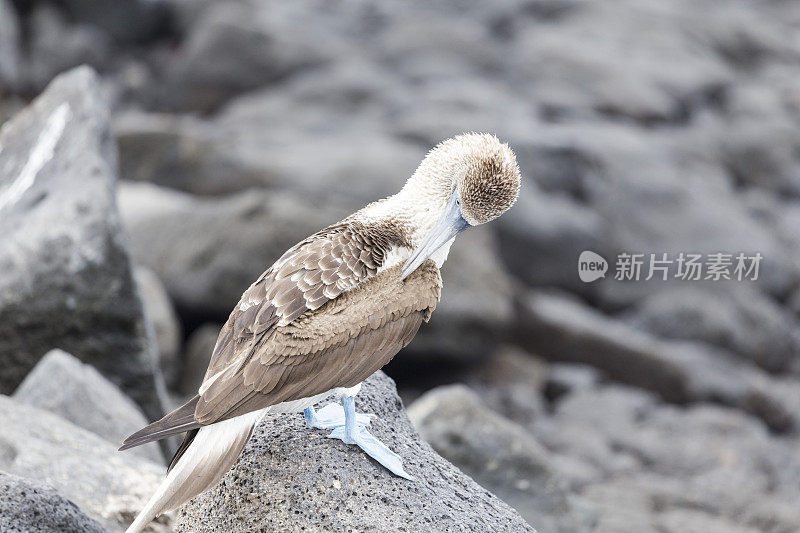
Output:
top-left (124, 410), bottom-right (265, 533)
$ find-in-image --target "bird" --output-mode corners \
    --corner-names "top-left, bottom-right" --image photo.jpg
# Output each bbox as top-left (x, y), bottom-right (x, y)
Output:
top-left (119, 132), bottom-right (521, 533)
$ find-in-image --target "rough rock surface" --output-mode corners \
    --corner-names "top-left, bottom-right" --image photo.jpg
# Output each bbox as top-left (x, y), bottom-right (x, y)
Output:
top-left (0, 471), bottom-right (105, 533)
top-left (12, 349), bottom-right (162, 464)
top-left (408, 384), bottom-right (588, 532)
top-left (0, 67), bottom-right (166, 422)
top-left (174, 372), bottom-right (536, 532)
top-left (0, 395), bottom-right (166, 532)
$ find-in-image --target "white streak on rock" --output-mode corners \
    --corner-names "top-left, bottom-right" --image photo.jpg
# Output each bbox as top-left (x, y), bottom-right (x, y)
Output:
top-left (0, 103), bottom-right (71, 212)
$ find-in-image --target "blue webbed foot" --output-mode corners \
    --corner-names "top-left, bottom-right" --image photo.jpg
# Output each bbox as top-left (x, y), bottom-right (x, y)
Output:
top-left (326, 396), bottom-right (414, 481)
top-left (304, 404), bottom-right (371, 429)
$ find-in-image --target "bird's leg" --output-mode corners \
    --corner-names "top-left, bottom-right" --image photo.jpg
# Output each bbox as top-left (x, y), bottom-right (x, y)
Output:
top-left (327, 395), bottom-right (414, 480)
top-left (303, 404), bottom-right (370, 430)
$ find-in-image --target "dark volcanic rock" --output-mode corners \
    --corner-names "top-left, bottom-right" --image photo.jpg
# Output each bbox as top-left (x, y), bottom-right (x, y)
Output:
top-left (0, 395), bottom-right (165, 532)
top-left (408, 384), bottom-right (590, 532)
top-left (517, 290), bottom-right (800, 432)
top-left (159, 2), bottom-right (333, 112)
top-left (625, 285), bottom-right (800, 374)
top-left (57, 0), bottom-right (172, 44)
top-left (174, 371), bottom-right (536, 533)
top-left (0, 472), bottom-right (105, 533)
top-left (117, 181), bottom-right (346, 320)
top-left (12, 349), bottom-right (162, 464)
top-left (25, 4), bottom-right (113, 94)
top-left (0, 66), bottom-right (166, 421)
top-left (114, 110), bottom-right (265, 196)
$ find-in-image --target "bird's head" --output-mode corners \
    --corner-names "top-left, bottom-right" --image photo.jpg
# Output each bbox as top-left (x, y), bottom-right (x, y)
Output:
top-left (401, 132), bottom-right (521, 279)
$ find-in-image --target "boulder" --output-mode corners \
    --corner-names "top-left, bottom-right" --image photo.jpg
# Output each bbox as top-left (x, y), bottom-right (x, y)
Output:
top-left (408, 384), bottom-right (590, 532)
top-left (517, 290), bottom-right (800, 432)
top-left (56, 0), bottom-right (173, 44)
top-left (117, 181), bottom-right (347, 320)
top-left (135, 267), bottom-right (182, 389)
top-left (114, 110), bottom-right (265, 196)
top-left (463, 346), bottom-right (549, 428)
top-left (174, 371), bottom-right (536, 533)
top-left (0, 472), bottom-right (105, 533)
top-left (25, 5), bottom-right (113, 94)
top-left (12, 349), bottom-right (162, 464)
top-left (0, 395), bottom-right (166, 532)
top-left (494, 180), bottom-right (602, 294)
top-left (514, 0), bottom-right (732, 124)
top-left (210, 93), bottom-right (423, 210)
top-left (624, 285), bottom-right (800, 374)
top-left (534, 386), bottom-right (800, 532)
top-left (0, 66), bottom-right (166, 422)
top-left (159, 2), bottom-right (334, 112)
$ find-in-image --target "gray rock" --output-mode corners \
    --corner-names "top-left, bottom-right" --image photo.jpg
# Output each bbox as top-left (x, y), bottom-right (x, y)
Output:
top-left (174, 371), bottom-right (536, 533)
top-left (12, 349), bottom-right (162, 464)
top-left (536, 388), bottom-right (800, 532)
top-left (408, 384), bottom-right (589, 532)
top-left (0, 395), bottom-right (166, 532)
top-left (517, 290), bottom-right (800, 432)
top-left (0, 66), bottom-right (166, 422)
top-left (159, 2), bottom-right (334, 111)
top-left (179, 323), bottom-right (220, 396)
top-left (514, 0), bottom-right (732, 124)
top-left (114, 110), bottom-right (264, 196)
top-left (545, 363), bottom-right (603, 402)
top-left (117, 181), bottom-right (346, 319)
top-left (57, 0), bottom-right (172, 44)
top-left (210, 91), bottom-right (423, 210)
top-left (495, 179), bottom-right (602, 294)
top-left (135, 267), bottom-right (182, 389)
top-left (0, 0), bottom-right (21, 93)
top-left (625, 285), bottom-right (800, 374)
top-left (25, 5), bottom-right (113, 94)
top-left (0, 471), bottom-right (105, 533)
top-left (465, 346), bottom-right (549, 428)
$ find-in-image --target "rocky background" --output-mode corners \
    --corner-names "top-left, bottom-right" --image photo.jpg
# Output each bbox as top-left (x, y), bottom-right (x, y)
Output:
top-left (2, 0), bottom-right (800, 532)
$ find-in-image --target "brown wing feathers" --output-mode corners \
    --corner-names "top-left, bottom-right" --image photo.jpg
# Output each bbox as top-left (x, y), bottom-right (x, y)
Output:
top-left (195, 260), bottom-right (441, 423)
top-left (121, 221), bottom-right (440, 451)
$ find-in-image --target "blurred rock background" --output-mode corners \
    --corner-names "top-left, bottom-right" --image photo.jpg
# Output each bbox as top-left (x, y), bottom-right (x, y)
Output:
top-left (1, 0), bottom-right (800, 531)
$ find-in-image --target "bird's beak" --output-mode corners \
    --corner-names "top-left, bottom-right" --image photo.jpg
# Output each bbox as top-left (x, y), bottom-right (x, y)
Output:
top-left (401, 190), bottom-right (471, 279)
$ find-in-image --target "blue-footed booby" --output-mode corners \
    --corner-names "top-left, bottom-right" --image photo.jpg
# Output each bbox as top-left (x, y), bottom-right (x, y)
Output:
top-left (120, 132), bottom-right (521, 532)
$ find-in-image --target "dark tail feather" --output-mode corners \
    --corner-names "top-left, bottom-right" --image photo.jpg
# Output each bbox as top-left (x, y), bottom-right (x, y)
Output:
top-left (168, 428), bottom-right (199, 472)
top-left (120, 396), bottom-right (202, 451)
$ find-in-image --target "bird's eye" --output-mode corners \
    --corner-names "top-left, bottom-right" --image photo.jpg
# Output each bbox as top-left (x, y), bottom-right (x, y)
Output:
top-left (456, 198), bottom-right (461, 206)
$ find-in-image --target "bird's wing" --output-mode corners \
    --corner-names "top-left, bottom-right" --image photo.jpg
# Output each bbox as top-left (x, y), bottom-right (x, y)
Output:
top-left (120, 221), bottom-right (422, 450)
top-left (194, 259), bottom-right (441, 423)
top-left (201, 222), bottom-right (386, 383)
